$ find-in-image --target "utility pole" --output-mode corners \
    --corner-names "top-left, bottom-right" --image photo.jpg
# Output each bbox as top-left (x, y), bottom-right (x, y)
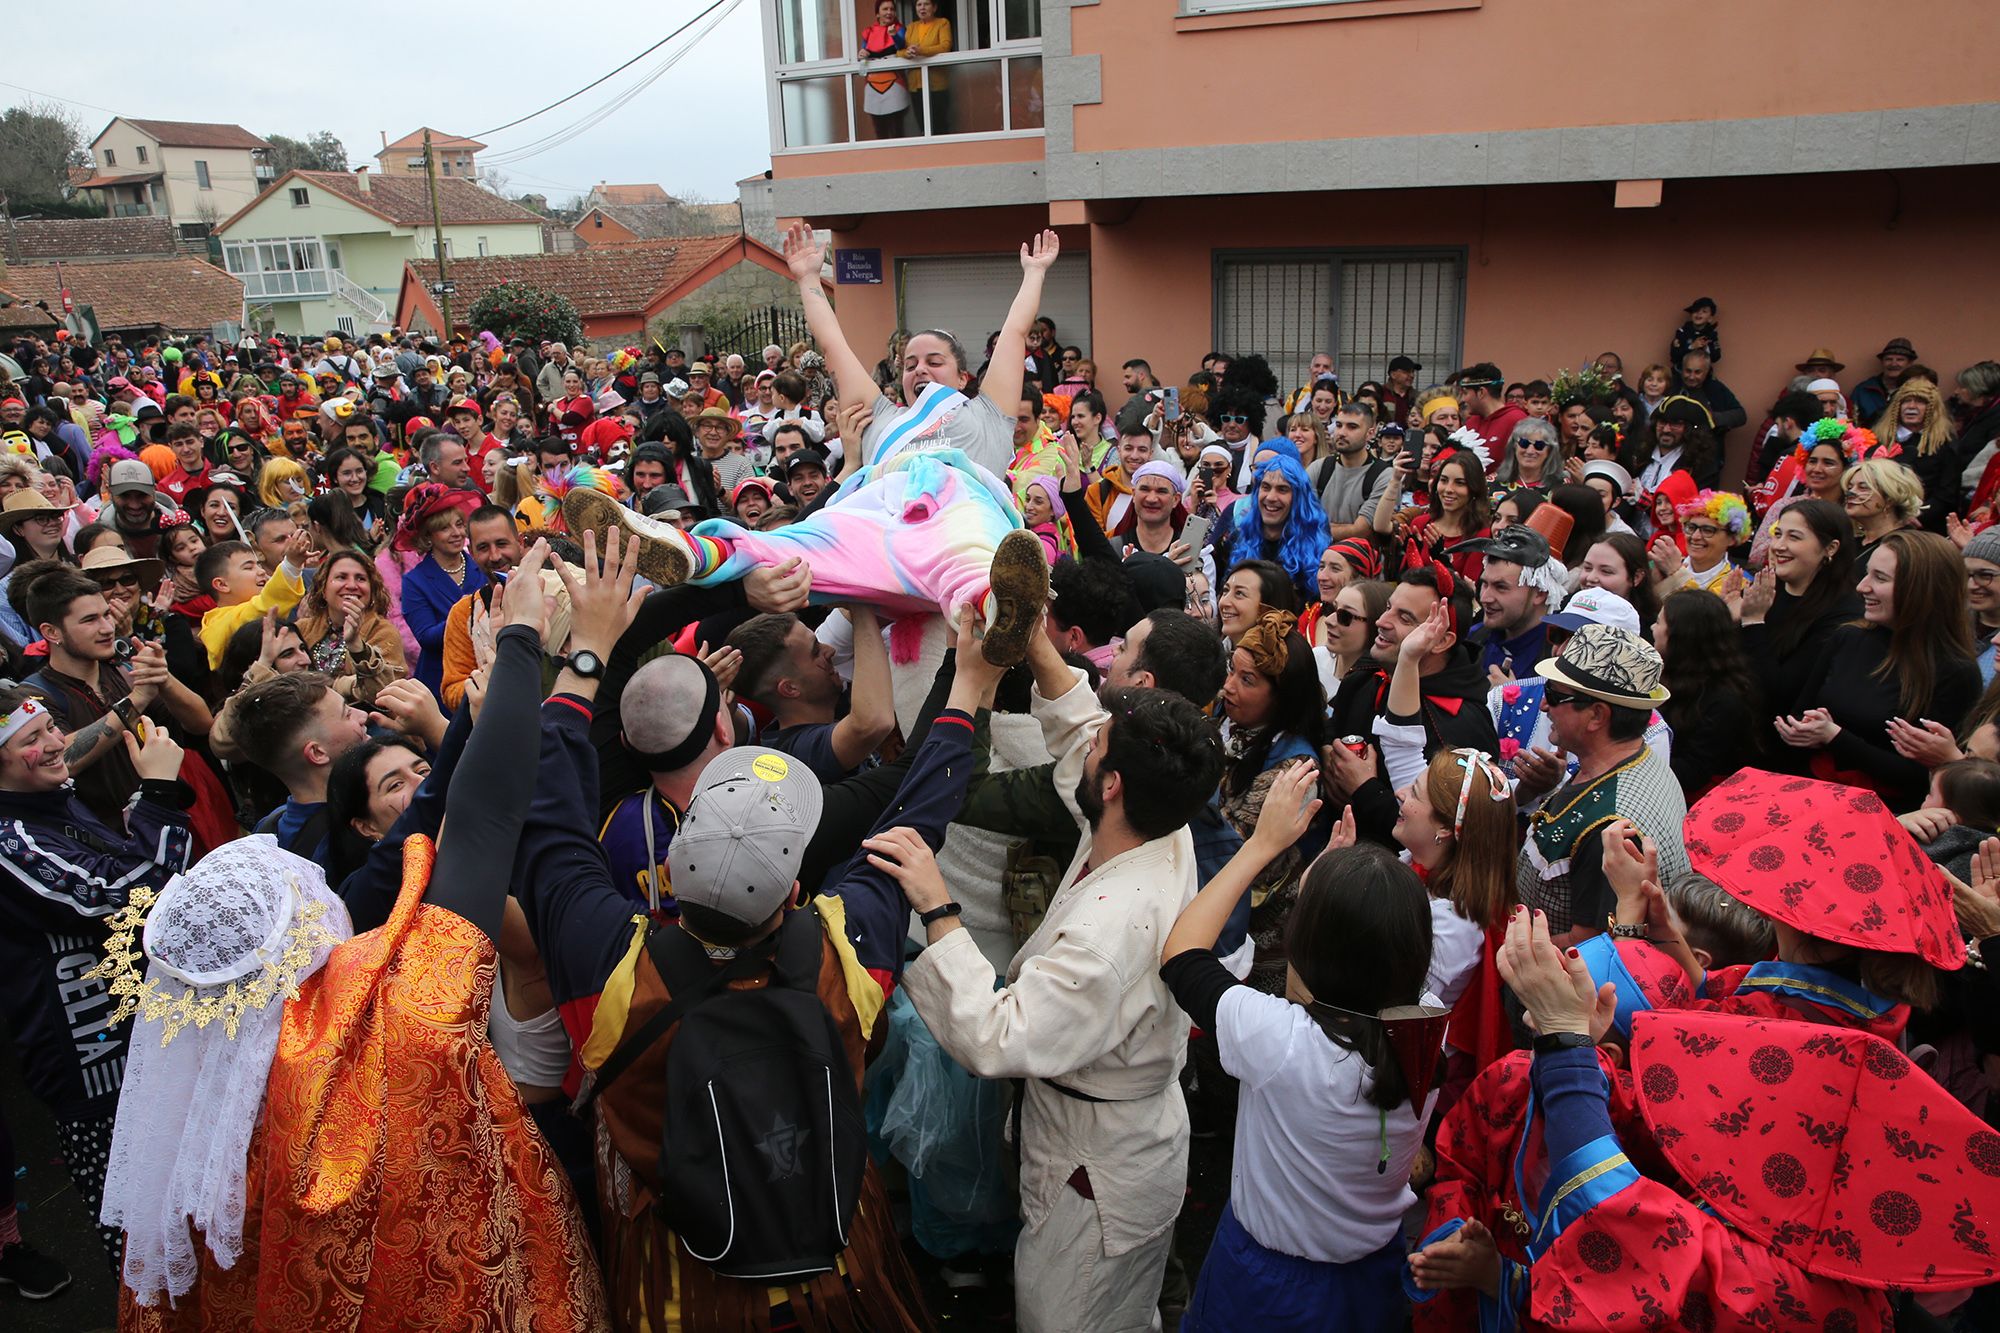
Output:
top-left (422, 130), bottom-right (453, 334)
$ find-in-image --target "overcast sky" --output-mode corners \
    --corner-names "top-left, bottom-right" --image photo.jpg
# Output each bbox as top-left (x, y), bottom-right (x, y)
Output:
top-left (3, 0), bottom-right (772, 205)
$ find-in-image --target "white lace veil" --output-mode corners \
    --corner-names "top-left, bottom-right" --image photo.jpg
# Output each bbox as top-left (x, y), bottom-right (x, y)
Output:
top-left (98, 836), bottom-right (352, 1306)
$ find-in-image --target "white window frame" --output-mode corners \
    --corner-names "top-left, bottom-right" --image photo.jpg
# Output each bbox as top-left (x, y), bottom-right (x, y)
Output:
top-left (289, 187), bottom-right (310, 207)
top-left (103, 148), bottom-right (116, 167)
top-left (764, 0), bottom-right (1043, 155)
top-left (222, 235), bottom-right (335, 299)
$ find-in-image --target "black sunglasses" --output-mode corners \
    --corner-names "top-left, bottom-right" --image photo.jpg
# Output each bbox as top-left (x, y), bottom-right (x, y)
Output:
top-left (94, 572), bottom-right (142, 590)
top-left (1542, 685), bottom-right (1597, 710)
top-left (1332, 607), bottom-right (1367, 627)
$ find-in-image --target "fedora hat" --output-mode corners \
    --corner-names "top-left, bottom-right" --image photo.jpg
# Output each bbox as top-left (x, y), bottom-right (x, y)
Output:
top-left (693, 406), bottom-right (742, 440)
top-left (1794, 346), bottom-right (1846, 374)
top-left (1535, 622), bottom-right (1669, 708)
top-left (0, 489), bottom-right (77, 531)
top-left (79, 543), bottom-right (165, 591)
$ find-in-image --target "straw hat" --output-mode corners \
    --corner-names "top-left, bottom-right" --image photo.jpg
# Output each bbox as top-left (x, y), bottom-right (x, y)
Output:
top-left (0, 489), bottom-right (77, 531)
top-left (79, 543), bottom-right (165, 590)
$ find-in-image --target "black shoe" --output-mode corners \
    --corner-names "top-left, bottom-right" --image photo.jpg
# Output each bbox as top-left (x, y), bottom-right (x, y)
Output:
top-left (0, 1241), bottom-right (73, 1300)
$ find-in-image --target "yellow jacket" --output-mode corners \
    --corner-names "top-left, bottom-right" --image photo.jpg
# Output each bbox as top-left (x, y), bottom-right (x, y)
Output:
top-left (199, 564), bottom-right (305, 667)
top-left (904, 18), bottom-right (951, 89)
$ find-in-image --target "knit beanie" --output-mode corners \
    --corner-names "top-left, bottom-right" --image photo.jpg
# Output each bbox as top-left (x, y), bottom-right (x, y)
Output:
top-left (1963, 528), bottom-right (2000, 568)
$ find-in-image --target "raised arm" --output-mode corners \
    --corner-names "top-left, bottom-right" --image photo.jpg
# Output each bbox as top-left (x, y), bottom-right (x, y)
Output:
top-left (978, 230), bottom-right (1060, 417)
top-left (830, 605), bottom-right (896, 772)
top-left (783, 222), bottom-right (875, 407)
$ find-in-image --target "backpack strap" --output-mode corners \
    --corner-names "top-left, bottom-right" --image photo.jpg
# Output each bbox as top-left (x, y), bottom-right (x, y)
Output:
top-left (574, 914), bottom-right (798, 1111)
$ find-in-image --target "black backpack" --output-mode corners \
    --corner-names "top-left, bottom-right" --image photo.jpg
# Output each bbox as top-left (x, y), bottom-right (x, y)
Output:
top-left (581, 904), bottom-right (865, 1281)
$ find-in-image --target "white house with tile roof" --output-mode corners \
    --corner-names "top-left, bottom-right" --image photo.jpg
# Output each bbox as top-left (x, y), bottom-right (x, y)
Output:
top-left (214, 168), bottom-right (544, 336)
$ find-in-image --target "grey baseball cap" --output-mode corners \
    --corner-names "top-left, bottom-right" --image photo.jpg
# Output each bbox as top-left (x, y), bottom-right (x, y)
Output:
top-left (669, 747), bottom-right (825, 924)
top-left (108, 459), bottom-right (157, 497)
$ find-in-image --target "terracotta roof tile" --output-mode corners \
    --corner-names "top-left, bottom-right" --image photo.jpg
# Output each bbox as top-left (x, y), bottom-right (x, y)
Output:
top-left (407, 237), bottom-right (739, 319)
top-left (4, 216), bottom-right (181, 262)
top-left (593, 184), bottom-right (672, 206)
top-left (121, 119), bottom-right (270, 150)
top-left (286, 170), bottom-right (539, 227)
top-left (578, 202), bottom-right (739, 240)
top-left (0, 259), bottom-right (243, 333)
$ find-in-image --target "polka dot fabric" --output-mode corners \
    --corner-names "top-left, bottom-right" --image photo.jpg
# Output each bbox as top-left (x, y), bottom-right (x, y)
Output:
top-left (1683, 768), bottom-right (1967, 968)
top-left (1630, 1009), bottom-right (2000, 1291)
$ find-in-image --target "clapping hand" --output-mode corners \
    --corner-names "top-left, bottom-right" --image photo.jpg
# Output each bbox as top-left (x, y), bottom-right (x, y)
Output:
top-left (1774, 707), bottom-right (1840, 749)
top-left (1408, 1218), bottom-right (1501, 1297)
top-left (1886, 716), bottom-right (1964, 767)
top-left (1648, 534), bottom-right (1683, 581)
top-left (1739, 565), bottom-right (1778, 623)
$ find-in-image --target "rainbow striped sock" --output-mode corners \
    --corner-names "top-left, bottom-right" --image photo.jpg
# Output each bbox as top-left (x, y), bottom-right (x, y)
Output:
top-left (683, 532), bottom-right (729, 579)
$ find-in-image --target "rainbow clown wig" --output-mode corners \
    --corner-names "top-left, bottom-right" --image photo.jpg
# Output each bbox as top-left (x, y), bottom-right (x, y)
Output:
top-left (1674, 488), bottom-right (1752, 541)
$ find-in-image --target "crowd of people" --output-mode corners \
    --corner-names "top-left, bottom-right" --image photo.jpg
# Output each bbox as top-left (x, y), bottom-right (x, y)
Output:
top-left (1, 226), bottom-right (2000, 1333)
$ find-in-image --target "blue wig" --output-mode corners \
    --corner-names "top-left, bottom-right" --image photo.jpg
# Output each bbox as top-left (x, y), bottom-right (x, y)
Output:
top-left (1230, 455), bottom-right (1330, 593)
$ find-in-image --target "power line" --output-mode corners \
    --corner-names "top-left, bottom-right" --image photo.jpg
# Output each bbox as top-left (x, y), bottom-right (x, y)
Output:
top-left (0, 79), bottom-right (121, 117)
top-left (467, 0), bottom-right (733, 141)
top-left (480, 1), bottom-right (738, 163)
top-left (480, 0), bottom-right (742, 169)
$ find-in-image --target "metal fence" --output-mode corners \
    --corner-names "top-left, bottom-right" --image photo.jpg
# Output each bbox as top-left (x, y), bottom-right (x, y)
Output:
top-left (704, 305), bottom-right (811, 359)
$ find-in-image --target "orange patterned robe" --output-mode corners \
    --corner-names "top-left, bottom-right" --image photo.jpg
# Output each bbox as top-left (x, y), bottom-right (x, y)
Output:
top-left (122, 836), bottom-right (607, 1331)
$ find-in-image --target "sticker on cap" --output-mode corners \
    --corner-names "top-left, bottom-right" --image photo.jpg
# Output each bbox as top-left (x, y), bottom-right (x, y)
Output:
top-left (751, 754), bottom-right (790, 782)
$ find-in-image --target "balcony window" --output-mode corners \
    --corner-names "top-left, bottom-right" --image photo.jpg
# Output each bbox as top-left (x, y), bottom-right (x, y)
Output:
top-left (770, 0), bottom-right (1041, 149)
top-left (223, 236), bottom-right (333, 299)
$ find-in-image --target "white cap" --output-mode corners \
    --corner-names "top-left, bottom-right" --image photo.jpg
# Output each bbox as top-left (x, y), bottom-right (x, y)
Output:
top-left (1544, 586), bottom-right (1640, 635)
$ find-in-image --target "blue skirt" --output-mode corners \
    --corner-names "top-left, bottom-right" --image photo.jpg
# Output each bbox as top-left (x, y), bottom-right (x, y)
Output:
top-left (1184, 1203), bottom-right (1405, 1332)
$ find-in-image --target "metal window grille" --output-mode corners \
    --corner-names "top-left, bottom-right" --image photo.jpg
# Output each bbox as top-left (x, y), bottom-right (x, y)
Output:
top-left (1214, 250), bottom-right (1463, 398)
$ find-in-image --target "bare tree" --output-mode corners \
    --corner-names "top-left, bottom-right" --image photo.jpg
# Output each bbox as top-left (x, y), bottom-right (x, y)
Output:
top-left (0, 100), bottom-right (90, 207)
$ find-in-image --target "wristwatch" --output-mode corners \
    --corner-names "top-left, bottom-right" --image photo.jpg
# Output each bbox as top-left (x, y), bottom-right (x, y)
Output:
top-left (918, 901), bottom-right (963, 927)
top-left (1532, 1031), bottom-right (1596, 1055)
top-left (557, 650), bottom-right (605, 680)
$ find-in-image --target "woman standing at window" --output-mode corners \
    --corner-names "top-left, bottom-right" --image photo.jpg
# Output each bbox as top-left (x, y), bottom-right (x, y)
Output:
top-left (860, 0), bottom-right (911, 139)
top-left (903, 0), bottom-right (953, 133)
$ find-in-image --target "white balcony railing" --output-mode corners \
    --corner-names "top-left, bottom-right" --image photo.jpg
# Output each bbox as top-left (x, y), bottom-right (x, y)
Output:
top-left (238, 269), bottom-right (333, 299)
top-left (330, 270), bottom-right (390, 326)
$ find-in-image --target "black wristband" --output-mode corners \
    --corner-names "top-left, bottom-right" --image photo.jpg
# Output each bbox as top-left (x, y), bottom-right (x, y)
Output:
top-left (918, 901), bottom-right (963, 927)
top-left (1532, 1030), bottom-right (1596, 1055)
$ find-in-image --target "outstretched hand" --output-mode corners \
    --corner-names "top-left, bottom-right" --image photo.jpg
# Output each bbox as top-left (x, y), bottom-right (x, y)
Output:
top-left (781, 220), bottom-right (826, 284)
top-left (552, 528), bottom-right (647, 658)
top-left (1020, 229), bottom-right (1061, 274)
